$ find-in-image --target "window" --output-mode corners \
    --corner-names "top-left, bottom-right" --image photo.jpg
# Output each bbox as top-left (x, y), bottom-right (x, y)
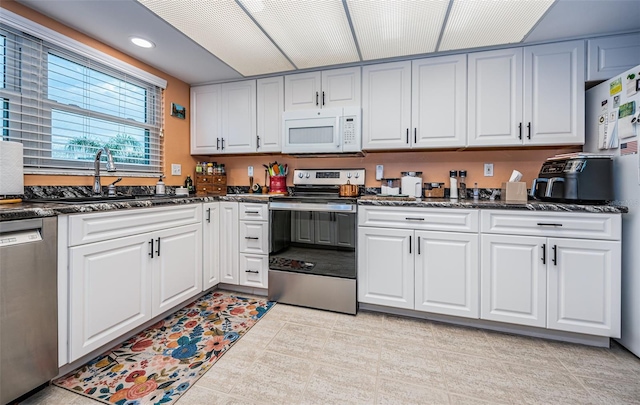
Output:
top-left (0, 19), bottom-right (164, 175)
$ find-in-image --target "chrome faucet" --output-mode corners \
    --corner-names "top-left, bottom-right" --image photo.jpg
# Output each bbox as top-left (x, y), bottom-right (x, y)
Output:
top-left (93, 147), bottom-right (117, 195)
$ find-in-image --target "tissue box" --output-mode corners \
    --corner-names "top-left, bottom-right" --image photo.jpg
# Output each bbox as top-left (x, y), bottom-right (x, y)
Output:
top-left (501, 182), bottom-right (528, 203)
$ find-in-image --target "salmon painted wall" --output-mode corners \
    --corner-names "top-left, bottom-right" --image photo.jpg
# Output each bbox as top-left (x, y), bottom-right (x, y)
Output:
top-left (196, 146), bottom-right (581, 189)
top-left (3, 0), bottom-right (195, 187)
top-left (7, 0), bottom-right (582, 190)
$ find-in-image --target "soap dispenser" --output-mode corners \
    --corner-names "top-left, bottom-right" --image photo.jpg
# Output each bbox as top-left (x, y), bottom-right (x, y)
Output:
top-left (155, 175), bottom-right (166, 195)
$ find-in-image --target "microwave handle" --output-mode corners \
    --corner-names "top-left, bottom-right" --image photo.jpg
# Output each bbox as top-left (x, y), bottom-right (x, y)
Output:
top-left (545, 177), bottom-right (564, 198)
top-left (530, 178), bottom-right (548, 197)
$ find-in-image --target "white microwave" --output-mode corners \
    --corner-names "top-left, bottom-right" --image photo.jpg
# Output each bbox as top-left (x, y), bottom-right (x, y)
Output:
top-left (282, 107), bottom-right (361, 154)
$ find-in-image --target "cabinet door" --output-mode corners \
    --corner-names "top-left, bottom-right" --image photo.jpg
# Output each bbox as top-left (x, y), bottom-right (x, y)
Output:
top-left (292, 211), bottom-right (314, 243)
top-left (221, 80), bottom-right (256, 153)
top-left (412, 55), bottom-right (467, 148)
top-left (415, 231), bottom-right (479, 318)
top-left (481, 234), bottom-right (546, 327)
top-left (69, 233), bottom-right (152, 361)
top-left (152, 223), bottom-right (202, 317)
top-left (256, 76), bottom-right (283, 153)
top-left (321, 67), bottom-right (361, 108)
top-left (314, 212), bottom-right (335, 246)
top-left (468, 48), bottom-right (523, 146)
top-left (335, 212), bottom-right (356, 248)
top-left (285, 71), bottom-right (322, 110)
top-left (587, 33), bottom-right (640, 81)
top-left (190, 84), bottom-right (222, 154)
top-left (219, 202), bottom-right (239, 284)
top-left (524, 41), bottom-right (585, 146)
top-left (203, 202), bottom-right (220, 290)
top-left (547, 238), bottom-right (621, 337)
top-left (358, 227), bottom-right (413, 309)
top-left (362, 61), bottom-right (412, 150)
top-left (239, 253), bottom-right (268, 289)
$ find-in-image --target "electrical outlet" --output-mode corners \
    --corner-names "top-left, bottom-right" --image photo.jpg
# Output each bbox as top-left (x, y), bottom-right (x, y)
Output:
top-left (484, 163), bottom-right (494, 177)
top-left (171, 164), bottom-right (181, 175)
top-left (376, 165), bottom-right (383, 180)
top-left (248, 166), bottom-right (254, 177)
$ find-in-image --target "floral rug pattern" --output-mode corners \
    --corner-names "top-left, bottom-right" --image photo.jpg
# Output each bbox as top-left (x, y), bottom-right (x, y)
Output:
top-left (54, 291), bottom-right (275, 405)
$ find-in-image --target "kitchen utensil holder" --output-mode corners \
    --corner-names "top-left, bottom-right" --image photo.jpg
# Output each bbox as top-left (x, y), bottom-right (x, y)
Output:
top-left (269, 175), bottom-right (287, 195)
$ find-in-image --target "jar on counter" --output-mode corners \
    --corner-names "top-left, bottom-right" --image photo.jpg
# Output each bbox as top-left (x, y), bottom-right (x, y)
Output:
top-left (206, 163), bottom-right (214, 175)
top-left (380, 178), bottom-right (400, 195)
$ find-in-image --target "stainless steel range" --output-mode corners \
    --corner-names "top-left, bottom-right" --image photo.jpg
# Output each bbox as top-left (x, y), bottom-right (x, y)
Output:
top-left (268, 168), bottom-right (364, 314)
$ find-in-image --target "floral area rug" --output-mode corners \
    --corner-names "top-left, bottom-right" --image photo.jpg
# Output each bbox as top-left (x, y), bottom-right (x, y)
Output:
top-left (54, 291), bottom-right (275, 404)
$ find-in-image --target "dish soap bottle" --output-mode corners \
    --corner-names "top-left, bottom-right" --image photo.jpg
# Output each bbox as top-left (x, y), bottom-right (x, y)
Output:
top-left (155, 175), bottom-right (165, 195)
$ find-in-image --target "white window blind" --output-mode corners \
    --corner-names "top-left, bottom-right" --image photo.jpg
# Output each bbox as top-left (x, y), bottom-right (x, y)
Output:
top-left (0, 22), bottom-right (163, 175)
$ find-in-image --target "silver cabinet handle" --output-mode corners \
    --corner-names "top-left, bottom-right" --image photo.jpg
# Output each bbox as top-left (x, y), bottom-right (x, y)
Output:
top-left (216, 138), bottom-right (220, 150)
top-left (221, 138), bottom-right (225, 150)
top-left (149, 239), bottom-right (154, 258)
top-left (537, 223), bottom-right (563, 227)
top-left (405, 217), bottom-right (425, 221)
top-left (409, 235), bottom-right (412, 254)
top-left (541, 243), bottom-right (546, 264)
top-left (552, 245), bottom-right (557, 265)
top-left (155, 237), bottom-right (161, 256)
top-left (245, 211), bottom-right (260, 214)
top-left (206, 207), bottom-right (211, 223)
top-left (417, 236), bottom-right (421, 255)
top-left (316, 91), bottom-right (319, 106)
top-left (245, 270), bottom-right (259, 274)
top-left (256, 135), bottom-right (260, 149)
top-left (244, 236), bottom-right (259, 240)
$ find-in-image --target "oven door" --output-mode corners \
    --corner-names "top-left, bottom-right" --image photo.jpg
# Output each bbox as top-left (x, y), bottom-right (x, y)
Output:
top-left (269, 201), bottom-right (357, 279)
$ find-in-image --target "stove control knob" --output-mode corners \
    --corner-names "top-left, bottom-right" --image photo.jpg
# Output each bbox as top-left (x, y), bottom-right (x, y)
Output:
top-left (347, 172), bottom-right (352, 178)
top-left (298, 172), bottom-right (304, 178)
top-left (354, 172), bottom-right (360, 178)
top-left (305, 173), bottom-right (310, 178)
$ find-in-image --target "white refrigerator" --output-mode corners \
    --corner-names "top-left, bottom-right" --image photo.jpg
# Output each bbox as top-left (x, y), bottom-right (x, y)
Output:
top-left (585, 64), bottom-right (640, 357)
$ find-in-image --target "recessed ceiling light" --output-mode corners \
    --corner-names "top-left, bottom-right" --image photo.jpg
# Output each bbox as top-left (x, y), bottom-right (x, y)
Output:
top-left (130, 37), bottom-right (155, 48)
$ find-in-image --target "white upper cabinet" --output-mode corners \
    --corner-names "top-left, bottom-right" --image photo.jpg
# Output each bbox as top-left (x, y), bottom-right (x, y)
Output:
top-left (285, 67), bottom-right (360, 110)
top-left (412, 54), bottom-right (467, 148)
top-left (190, 84), bottom-right (222, 154)
top-left (362, 61), bottom-right (412, 150)
top-left (256, 76), bottom-right (284, 153)
top-left (468, 48), bottom-right (524, 147)
top-left (524, 41), bottom-right (585, 145)
top-left (468, 41), bottom-right (585, 147)
top-left (221, 80), bottom-right (257, 154)
top-left (587, 33), bottom-right (640, 81)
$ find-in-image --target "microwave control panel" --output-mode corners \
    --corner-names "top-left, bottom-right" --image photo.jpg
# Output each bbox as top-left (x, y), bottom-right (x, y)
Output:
top-left (343, 116), bottom-right (356, 145)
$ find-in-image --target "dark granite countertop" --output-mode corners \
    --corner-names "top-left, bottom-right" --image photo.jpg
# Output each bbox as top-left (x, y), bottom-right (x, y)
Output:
top-left (0, 194), bottom-right (270, 221)
top-left (357, 197), bottom-right (628, 214)
top-left (0, 193), bottom-right (626, 221)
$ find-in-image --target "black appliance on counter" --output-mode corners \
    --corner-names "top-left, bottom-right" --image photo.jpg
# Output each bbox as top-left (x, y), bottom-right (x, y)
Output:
top-left (531, 156), bottom-right (614, 203)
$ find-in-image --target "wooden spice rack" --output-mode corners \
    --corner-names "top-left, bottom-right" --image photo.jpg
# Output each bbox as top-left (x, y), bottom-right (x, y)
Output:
top-left (195, 174), bottom-right (227, 196)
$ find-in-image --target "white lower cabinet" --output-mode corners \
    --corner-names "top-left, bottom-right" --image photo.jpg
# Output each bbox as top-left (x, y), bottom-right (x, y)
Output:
top-left (480, 210), bottom-right (622, 337)
top-left (481, 234), bottom-right (547, 327)
top-left (415, 231), bottom-right (479, 318)
top-left (203, 202), bottom-right (220, 289)
top-left (67, 205), bottom-right (203, 362)
top-left (358, 206), bottom-right (479, 318)
top-left (219, 202), bottom-right (239, 284)
top-left (358, 227), bottom-right (414, 309)
top-left (239, 253), bottom-right (268, 288)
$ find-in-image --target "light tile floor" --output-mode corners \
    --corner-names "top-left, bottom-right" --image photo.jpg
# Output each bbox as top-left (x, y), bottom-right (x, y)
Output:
top-left (20, 303), bottom-right (640, 405)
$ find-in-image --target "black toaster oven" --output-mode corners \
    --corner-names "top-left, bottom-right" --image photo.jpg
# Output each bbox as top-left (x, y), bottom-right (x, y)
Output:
top-left (531, 157), bottom-right (613, 204)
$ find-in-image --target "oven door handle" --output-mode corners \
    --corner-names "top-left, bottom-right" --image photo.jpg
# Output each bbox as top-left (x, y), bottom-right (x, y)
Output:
top-left (269, 202), bottom-right (356, 213)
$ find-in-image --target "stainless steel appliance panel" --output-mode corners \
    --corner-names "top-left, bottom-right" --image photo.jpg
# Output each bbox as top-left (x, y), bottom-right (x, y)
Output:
top-left (268, 269), bottom-right (356, 314)
top-left (0, 217), bottom-right (58, 404)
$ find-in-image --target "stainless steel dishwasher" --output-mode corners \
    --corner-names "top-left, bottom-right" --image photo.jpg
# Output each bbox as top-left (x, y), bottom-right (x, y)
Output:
top-left (0, 217), bottom-right (58, 404)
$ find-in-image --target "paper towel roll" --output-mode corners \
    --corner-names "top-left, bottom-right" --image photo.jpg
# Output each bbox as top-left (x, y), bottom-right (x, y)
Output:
top-left (0, 140), bottom-right (24, 195)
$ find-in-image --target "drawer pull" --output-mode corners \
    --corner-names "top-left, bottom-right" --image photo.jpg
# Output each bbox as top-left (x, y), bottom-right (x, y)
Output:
top-left (409, 235), bottom-right (412, 254)
top-left (156, 237), bottom-right (161, 256)
top-left (541, 243), bottom-right (546, 265)
top-left (244, 236), bottom-right (259, 240)
top-left (206, 207), bottom-right (211, 223)
top-left (245, 270), bottom-right (259, 274)
top-left (537, 223), bottom-right (563, 227)
top-left (148, 239), bottom-right (154, 258)
top-left (552, 245), bottom-right (557, 265)
top-left (245, 211), bottom-right (260, 214)
top-left (405, 217), bottom-right (425, 221)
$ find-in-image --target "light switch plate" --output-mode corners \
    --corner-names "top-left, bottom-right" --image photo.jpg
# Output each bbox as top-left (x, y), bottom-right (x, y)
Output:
top-left (484, 163), bottom-right (494, 177)
top-left (248, 166), bottom-right (254, 177)
top-left (376, 165), bottom-right (383, 180)
top-left (171, 164), bottom-right (181, 175)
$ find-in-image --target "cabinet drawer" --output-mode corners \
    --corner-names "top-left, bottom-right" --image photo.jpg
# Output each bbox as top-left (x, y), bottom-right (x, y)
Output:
top-left (239, 221), bottom-right (268, 254)
top-left (481, 210), bottom-right (621, 241)
top-left (239, 254), bottom-right (268, 288)
top-left (239, 203), bottom-right (268, 221)
top-left (196, 184), bottom-right (226, 195)
top-left (69, 204), bottom-right (202, 246)
top-left (358, 206), bottom-right (479, 233)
